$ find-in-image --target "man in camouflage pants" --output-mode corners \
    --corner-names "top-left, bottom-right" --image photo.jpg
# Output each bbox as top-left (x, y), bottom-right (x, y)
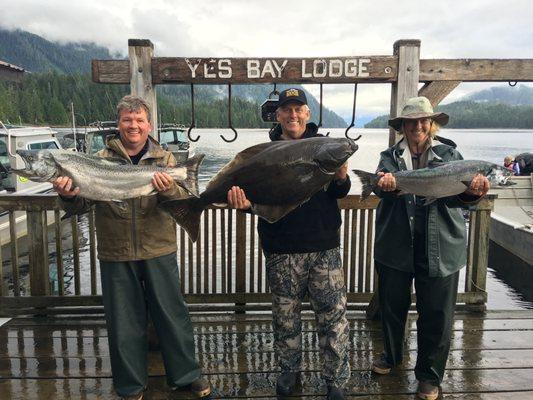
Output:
top-left (227, 88), bottom-right (350, 400)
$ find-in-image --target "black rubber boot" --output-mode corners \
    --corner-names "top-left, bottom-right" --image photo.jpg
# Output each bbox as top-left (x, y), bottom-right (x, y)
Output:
top-left (276, 371), bottom-right (300, 396)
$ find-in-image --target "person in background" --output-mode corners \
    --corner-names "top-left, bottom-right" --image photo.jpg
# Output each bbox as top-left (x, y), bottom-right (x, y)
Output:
top-left (53, 95), bottom-right (211, 400)
top-left (370, 96), bottom-right (490, 400)
top-left (504, 155), bottom-right (520, 175)
top-left (227, 88), bottom-right (351, 400)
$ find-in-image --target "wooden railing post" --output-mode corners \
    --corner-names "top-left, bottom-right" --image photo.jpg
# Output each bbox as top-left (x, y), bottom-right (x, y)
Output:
top-left (27, 209), bottom-right (49, 296)
top-left (128, 39), bottom-right (158, 137)
top-left (389, 39), bottom-right (421, 146)
top-left (235, 211), bottom-right (247, 312)
top-left (466, 196), bottom-right (495, 310)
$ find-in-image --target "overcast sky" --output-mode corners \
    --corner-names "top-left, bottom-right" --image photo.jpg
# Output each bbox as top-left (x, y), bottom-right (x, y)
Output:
top-left (2, 0), bottom-right (533, 119)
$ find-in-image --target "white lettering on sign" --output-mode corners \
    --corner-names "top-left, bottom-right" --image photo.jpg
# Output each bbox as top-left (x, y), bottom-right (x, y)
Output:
top-left (302, 59), bottom-right (372, 78)
top-left (219, 59), bottom-right (232, 78)
top-left (247, 60), bottom-right (288, 78)
top-left (247, 60), bottom-right (261, 79)
top-left (184, 58), bottom-right (372, 80)
top-left (358, 58), bottom-right (370, 77)
top-left (185, 59), bottom-right (201, 78)
top-left (204, 60), bottom-right (216, 78)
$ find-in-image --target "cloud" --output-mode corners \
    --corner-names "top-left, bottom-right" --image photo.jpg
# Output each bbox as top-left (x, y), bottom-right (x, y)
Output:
top-left (1, 0), bottom-right (532, 115)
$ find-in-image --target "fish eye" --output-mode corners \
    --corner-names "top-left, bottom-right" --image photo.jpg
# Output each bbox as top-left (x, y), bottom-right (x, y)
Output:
top-left (27, 156), bottom-right (33, 161)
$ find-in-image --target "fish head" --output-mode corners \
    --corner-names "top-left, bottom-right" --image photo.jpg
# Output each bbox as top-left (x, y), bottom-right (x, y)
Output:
top-left (12, 150), bottom-right (58, 182)
top-left (314, 138), bottom-right (358, 174)
top-left (486, 164), bottom-right (516, 187)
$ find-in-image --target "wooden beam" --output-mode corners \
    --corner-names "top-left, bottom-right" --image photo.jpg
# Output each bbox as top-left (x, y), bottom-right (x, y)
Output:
top-left (152, 56), bottom-right (397, 84)
top-left (389, 40), bottom-right (421, 146)
top-left (128, 39), bottom-right (157, 137)
top-left (91, 60), bottom-right (129, 84)
top-left (418, 80), bottom-right (461, 107)
top-left (420, 59), bottom-right (533, 82)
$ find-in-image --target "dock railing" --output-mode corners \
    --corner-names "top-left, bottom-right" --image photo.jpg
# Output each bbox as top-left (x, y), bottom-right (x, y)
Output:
top-left (0, 193), bottom-right (495, 316)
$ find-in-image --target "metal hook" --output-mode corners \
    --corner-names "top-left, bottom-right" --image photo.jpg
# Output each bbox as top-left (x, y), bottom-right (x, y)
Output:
top-left (345, 84), bottom-right (362, 141)
top-left (187, 84), bottom-right (200, 142)
top-left (509, 81), bottom-right (518, 87)
top-left (317, 83), bottom-right (330, 136)
top-left (269, 83), bottom-right (279, 99)
top-left (220, 84), bottom-right (238, 143)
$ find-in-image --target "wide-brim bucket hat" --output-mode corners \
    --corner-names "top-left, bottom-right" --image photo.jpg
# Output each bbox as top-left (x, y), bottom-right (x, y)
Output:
top-left (388, 96), bottom-right (449, 131)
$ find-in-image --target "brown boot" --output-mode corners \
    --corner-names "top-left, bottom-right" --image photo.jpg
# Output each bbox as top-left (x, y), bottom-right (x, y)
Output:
top-left (417, 381), bottom-right (439, 400)
top-left (188, 376), bottom-right (211, 398)
top-left (371, 353), bottom-right (393, 375)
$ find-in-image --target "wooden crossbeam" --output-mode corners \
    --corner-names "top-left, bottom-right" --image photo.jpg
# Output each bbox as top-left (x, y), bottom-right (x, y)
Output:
top-left (92, 57), bottom-right (533, 85)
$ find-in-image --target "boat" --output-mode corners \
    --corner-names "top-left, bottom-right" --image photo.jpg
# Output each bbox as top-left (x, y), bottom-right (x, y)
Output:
top-left (85, 121), bottom-right (192, 162)
top-left (158, 123), bottom-right (192, 162)
top-left (0, 124), bottom-right (63, 195)
top-left (488, 174), bottom-right (533, 295)
top-left (0, 123), bottom-right (65, 246)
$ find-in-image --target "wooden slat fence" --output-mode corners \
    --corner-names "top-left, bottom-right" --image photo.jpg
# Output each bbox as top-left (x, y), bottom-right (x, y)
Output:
top-left (0, 194), bottom-right (494, 315)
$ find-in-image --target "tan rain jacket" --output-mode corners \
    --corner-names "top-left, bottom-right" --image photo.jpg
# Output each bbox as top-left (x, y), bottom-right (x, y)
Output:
top-left (60, 134), bottom-right (188, 261)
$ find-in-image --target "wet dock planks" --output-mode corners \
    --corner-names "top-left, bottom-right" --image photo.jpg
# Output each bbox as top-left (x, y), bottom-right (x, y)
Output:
top-left (1, 310), bottom-right (533, 399)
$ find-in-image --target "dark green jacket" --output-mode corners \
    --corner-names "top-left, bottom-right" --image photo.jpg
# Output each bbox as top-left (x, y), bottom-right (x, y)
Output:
top-left (373, 137), bottom-right (480, 277)
top-left (60, 135), bottom-right (188, 262)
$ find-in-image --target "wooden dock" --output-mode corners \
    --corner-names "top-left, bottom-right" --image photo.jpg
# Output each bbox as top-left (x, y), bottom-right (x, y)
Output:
top-left (2, 310), bottom-right (533, 399)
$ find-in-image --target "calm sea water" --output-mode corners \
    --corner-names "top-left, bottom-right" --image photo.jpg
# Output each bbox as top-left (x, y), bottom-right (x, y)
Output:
top-left (11, 128), bottom-right (533, 309)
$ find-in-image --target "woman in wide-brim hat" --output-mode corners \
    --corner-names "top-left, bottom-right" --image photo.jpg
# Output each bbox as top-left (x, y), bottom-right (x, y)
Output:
top-left (388, 96), bottom-right (449, 133)
top-left (370, 96), bottom-right (490, 400)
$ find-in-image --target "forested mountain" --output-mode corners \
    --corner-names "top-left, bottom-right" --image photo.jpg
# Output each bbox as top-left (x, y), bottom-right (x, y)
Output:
top-left (364, 86), bottom-right (533, 129)
top-left (0, 28), bottom-right (115, 74)
top-left (465, 85), bottom-right (533, 105)
top-left (0, 28), bottom-right (346, 127)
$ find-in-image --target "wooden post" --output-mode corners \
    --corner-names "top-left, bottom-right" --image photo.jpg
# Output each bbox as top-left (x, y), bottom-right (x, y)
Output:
top-left (27, 210), bottom-right (49, 296)
top-left (388, 39), bottom-right (421, 146)
top-left (367, 40), bottom-right (420, 320)
top-left (128, 39), bottom-right (158, 138)
top-left (235, 211), bottom-right (247, 313)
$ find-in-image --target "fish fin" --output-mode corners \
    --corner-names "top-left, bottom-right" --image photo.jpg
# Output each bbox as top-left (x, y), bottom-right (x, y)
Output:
top-left (212, 202), bottom-right (228, 207)
top-left (422, 197), bottom-right (437, 206)
top-left (160, 197), bottom-right (205, 242)
top-left (352, 169), bottom-right (380, 200)
top-left (461, 180), bottom-right (471, 187)
top-left (177, 154), bottom-right (205, 198)
top-left (206, 142), bottom-right (276, 191)
top-left (252, 203), bottom-right (301, 223)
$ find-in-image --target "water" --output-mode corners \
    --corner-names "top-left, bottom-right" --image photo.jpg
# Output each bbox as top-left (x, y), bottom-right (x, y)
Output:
top-left (8, 128), bottom-right (533, 309)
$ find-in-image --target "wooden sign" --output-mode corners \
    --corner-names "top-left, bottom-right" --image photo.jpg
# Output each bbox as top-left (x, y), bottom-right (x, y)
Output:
top-left (92, 56), bottom-right (398, 84)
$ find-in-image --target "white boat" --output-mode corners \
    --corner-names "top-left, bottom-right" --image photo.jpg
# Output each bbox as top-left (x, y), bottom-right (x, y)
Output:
top-left (84, 121), bottom-right (193, 162)
top-left (0, 124), bottom-right (64, 246)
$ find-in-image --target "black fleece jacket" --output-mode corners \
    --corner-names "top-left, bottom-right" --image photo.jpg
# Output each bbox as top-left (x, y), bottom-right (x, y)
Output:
top-left (257, 123), bottom-right (351, 254)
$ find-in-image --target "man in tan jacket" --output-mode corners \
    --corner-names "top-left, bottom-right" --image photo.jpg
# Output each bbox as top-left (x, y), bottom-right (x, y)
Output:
top-left (53, 95), bottom-right (210, 400)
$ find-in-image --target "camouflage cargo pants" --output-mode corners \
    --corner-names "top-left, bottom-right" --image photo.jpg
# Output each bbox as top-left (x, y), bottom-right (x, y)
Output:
top-left (265, 247), bottom-right (350, 387)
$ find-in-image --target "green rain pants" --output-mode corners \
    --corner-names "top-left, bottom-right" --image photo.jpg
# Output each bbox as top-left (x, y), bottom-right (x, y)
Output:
top-left (376, 261), bottom-right (459, 385)
top-left (100, 253), bottom-right (201, 397)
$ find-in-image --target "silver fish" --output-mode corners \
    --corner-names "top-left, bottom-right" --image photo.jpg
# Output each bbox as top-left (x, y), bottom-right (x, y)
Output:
top-left (12, 149), bottom-right (204, 201)
top-left (162, 137), bottom-right (358, 242)
top-left (353, 159), bottom-right (515, 203)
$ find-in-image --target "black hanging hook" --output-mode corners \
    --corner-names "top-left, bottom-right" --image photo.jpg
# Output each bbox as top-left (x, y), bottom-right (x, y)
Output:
top-left (317, 83), bottom-right (330, 136)
top-left (220, 84), bottom-right (238, 142)
top-left (508, 81), bottom-right (518, 87)
top-left (269, 83), bottom-right (279, 99)
top-left (345, 83), bottom-right (362, 141)
top-left (187, 84), bottom-right (200, 142)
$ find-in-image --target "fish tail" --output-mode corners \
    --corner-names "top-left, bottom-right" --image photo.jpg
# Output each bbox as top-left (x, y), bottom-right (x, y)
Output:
top-left (352, 169), bottom-right (380, 200)
top-left (160, 197), bottom-right (204, 242)
top-left (180, 154), bottom-right (205, 198)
